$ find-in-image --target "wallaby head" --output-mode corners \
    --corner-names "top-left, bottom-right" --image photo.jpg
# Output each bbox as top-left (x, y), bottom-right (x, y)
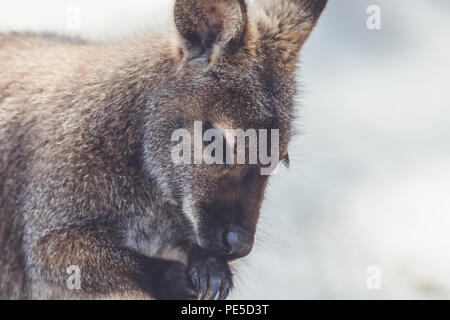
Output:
top-left (143, 0), bottom-right (327, 259)
top-left (0, 0), bottom-right (327, 300)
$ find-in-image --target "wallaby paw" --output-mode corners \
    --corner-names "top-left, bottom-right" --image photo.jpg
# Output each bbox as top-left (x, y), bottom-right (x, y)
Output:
top-left (154, 261), bottom-right (198, 300)
top-left (188, 256), bottom-right (233, 300)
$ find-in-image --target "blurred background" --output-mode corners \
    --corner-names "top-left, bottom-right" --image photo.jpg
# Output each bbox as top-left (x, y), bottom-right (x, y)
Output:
top-left (1, 0), bottom-right (449, 299)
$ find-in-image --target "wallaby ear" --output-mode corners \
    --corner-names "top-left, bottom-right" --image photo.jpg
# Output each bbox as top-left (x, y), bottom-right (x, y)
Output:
top-left (256, 0), bottom-right (328, 71)
top-left (174, 0), bottom-right (249, 61)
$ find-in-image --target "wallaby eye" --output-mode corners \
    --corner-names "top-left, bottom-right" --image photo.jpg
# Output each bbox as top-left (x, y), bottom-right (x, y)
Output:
top-left (202, 121), bottom-right (228, 164)
top-left (281, 153), bottom-right (290, 168)
top-left (202, 121), bottom-right (216, 137)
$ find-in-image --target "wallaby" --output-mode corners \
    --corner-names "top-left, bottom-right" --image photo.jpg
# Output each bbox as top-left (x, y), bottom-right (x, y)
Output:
top-left (0, 0), bottom-right (327, 299)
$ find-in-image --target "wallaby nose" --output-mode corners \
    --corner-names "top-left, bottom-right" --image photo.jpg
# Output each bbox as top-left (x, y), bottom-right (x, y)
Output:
top-left (223, 226), bottom-right (253, 259)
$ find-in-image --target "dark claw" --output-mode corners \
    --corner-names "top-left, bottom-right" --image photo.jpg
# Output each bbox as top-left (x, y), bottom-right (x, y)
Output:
top-left (218, 279), bottom-right (231, 300)
top-left (209, 280), bottom-right (220, 300)
top-left (189, 266), bottom-right (200, 290)
top-left (199, 264), bottom-right (209, 300)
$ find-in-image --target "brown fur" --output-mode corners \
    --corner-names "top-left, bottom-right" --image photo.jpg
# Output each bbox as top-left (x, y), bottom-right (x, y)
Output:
top-left (0, 0), bottom-right (327, 299)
